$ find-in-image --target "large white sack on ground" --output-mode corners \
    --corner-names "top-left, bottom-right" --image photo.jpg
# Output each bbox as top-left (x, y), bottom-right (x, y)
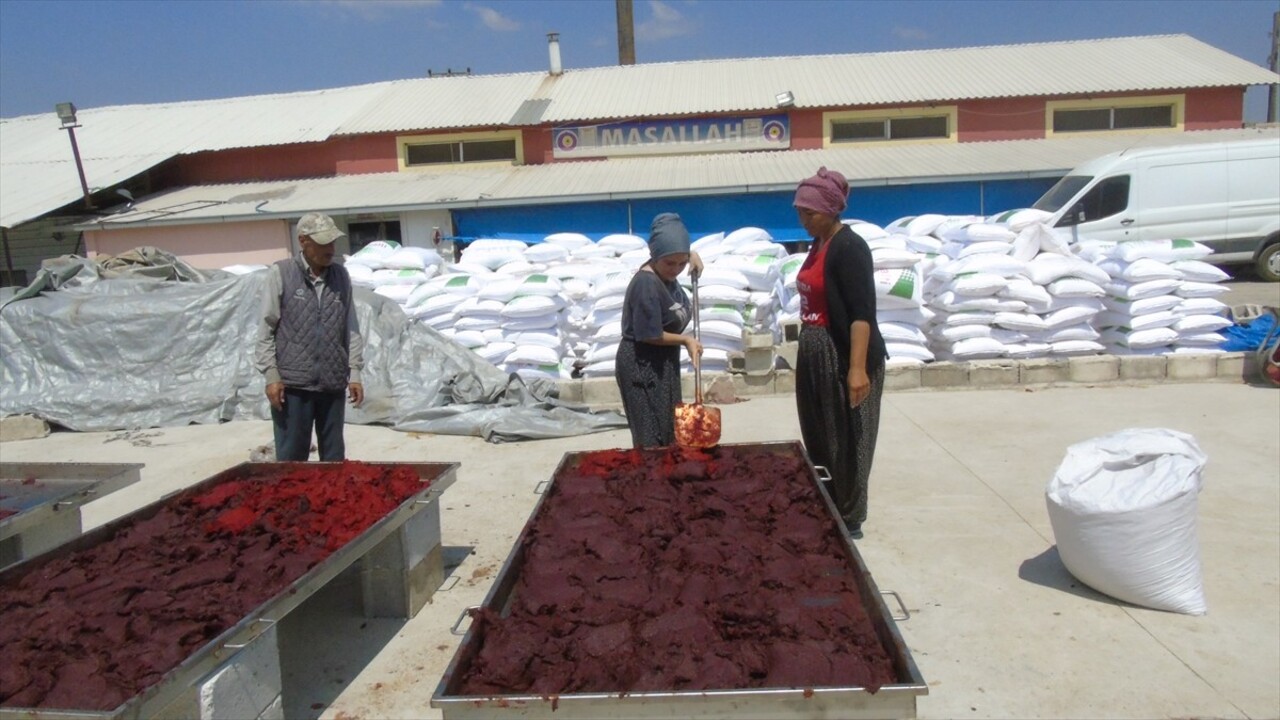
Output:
top-left (991, 208), bottom-right (1054, 232)
top-left (845, 220), bottom-right (888, 240)
top-left (1025, 254), bottom-right (1111, 286)
top-left (1097, 257), bottom-right (1182, 283)
top-left (522, 243), bottom-right (570, 264)
top-left (383, 246), bottom-right (444, 270)
top-left (1176, 281), bottom-right (1231, 298)
top-left (1103, 294), bottom-right (1183, 316)
top-left (885, 342), bottom-right (934, 362)
top-left (1105, 278), bottom-right (1182, 301)
top-left (1046, 428), bottom-right (1208, 615)
top-left (542, 232), bottom-right (593, 249)
top-left (886, 214), bottom-right (948, 237)
top-left (496, 259), bottom-right (540, 276)
top-left (873, 247), bottom-right (925, 268)
top-left (964, 223), bottom-right (1018, 243)
top-left (1110, 239), bottom-right (1213, 264)
top-left (1170, 260), bottom-right (1231, 283)
top-left (874, 266), bottom-right (924, 309)
top-left (1100, 326), bottom-right (1179, 349)
top-left (722, 227), bottom-right (772, 248)
top-left (930, 253), bottom-right (1028, 281)
top-left (878, 306), bottom-right (936, 326)
top-left (373, 284), bottom-right (415, 304)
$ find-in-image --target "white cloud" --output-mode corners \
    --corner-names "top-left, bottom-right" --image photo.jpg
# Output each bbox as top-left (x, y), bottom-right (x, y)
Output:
top-left (636, 0), bottom-right (693, 42)
top-left (892, 25), bottom-right (931, 42)
top-left (467, 3), bottom-right (521, 32)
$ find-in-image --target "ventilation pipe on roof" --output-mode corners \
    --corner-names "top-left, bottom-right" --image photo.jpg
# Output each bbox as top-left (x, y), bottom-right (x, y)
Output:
top-left (548, 32), bottom-right (563, 76)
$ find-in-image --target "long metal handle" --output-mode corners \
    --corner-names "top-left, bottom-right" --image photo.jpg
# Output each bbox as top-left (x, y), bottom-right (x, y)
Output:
top-left (881, 590), bottom-right (910, 622)
top-left (451, 605), bottom-right (480, 635)
top-left (692, 274), bottom-right (702, 404)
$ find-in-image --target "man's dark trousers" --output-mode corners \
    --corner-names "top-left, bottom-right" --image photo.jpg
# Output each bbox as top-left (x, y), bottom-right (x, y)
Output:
top-left (271, 388), bottom-right (346, 461)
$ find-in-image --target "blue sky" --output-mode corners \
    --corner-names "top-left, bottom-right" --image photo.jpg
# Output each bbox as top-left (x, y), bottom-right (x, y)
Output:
top-left (1, 0), bottom-right (1276, 120)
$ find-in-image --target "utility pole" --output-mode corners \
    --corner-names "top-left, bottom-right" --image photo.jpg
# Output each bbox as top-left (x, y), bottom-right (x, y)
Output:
top-left (1269, 11), bottom-right (1279, 123)
top-left (616, 0), bottom-right (635, 66)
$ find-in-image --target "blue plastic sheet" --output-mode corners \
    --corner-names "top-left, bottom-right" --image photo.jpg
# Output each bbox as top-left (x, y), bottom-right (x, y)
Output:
top-left (1220, 313), bottom-right (1277, 352)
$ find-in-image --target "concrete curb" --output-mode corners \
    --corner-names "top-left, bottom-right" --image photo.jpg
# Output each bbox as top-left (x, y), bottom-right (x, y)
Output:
top-left (556, 351), bottom-right (1258, 406)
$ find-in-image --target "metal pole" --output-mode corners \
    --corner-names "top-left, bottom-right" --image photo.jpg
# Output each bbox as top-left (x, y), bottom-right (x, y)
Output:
top-left (63, 125), bottom-right (94, 209)
top-left (1268, 11), bottom-right (1279, 123)
top-left (1, 226), bottom-right (15, 283)
top-left (616, 0), bottom-right (635, 65)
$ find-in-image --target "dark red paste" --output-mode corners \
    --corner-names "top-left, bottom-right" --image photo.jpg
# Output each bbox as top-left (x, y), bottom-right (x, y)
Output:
top-left (457, 445), bottom-right (897, 697)
top-left (0, 462), bottom-right (427, 710)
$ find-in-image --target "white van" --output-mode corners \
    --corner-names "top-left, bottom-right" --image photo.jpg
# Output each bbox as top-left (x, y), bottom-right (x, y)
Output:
top-left (1033, 138), bottom-right (1280, 281)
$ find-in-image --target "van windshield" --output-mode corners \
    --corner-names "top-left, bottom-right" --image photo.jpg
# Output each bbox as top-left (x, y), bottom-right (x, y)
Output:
top-left (1033, 175), bottom-right (1093, 212)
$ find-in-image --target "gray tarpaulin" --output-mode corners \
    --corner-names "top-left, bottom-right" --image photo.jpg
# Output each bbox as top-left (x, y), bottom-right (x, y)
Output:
top-left (0, 250), bottom-right (627, 442)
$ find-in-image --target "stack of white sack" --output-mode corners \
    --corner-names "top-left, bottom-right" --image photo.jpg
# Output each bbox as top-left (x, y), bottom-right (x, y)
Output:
top-left (353, 243), bottom-right (445, 310)
top-left (914, 209), bottom-right (1109, 361)
top-left (491, 274), bottom-right (572, 379)
top-left (1088, 239), bottom-right (1231, 355)
top-left (678, 228), bottom-right (783, 374)
top-left (577, 263), bottom-right (633, 379)
top-left (855, 218), bottom-right (936, 365)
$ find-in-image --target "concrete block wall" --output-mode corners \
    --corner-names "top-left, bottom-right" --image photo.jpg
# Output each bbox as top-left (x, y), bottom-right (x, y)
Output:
top-left (554, 352), bottom-right (1254, 407)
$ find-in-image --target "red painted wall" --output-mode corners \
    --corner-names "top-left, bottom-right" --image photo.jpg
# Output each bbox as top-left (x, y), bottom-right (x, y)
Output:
top-left (1184, 87), bottom-right (1244, 130)
top-left (523, 127), bottom-right (554, 165)
top-left (165, 87), bottom-right (1247, 184)
top-left (787, 110), bottom-right (825, 150)
top-left (957, 98), bottom-right (1046, 142)
top-left (335, 134), bottom-right (398, 174)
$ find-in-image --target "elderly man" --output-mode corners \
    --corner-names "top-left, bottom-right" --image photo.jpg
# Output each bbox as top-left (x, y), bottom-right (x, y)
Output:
top-left (255, 212), bottom-right (365, 461)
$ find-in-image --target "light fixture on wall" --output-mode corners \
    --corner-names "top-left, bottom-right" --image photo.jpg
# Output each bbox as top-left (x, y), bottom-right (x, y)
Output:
top-left (54, 102), bottom-right (94, 209)
top-left (775, 91), bottom-right (795, 108)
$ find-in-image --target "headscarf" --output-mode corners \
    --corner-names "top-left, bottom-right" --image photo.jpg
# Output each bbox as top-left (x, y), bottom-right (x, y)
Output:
top-left (793, 166), bottom-right (849, 217)
top-left (648, 212), bottom-right (692, 261)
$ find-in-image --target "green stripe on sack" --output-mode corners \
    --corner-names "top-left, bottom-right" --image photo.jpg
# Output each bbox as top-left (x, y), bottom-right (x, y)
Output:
top-left (888, 269), bottom-right (917, 299)
top-left (446, 276), bottom-right (470, 287)
top-left (1171, 239), bottom-right (1193, 249)
top-left (524, 274), bottom-right (549, 284)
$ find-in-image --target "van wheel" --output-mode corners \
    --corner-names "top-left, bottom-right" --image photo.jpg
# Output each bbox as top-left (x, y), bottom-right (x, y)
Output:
top-left (1258, 241), bottom-right (1280, 283)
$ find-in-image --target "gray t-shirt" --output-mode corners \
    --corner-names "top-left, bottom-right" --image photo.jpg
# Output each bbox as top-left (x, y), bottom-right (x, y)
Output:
top-left (621, 269), bottom-right (691, 341)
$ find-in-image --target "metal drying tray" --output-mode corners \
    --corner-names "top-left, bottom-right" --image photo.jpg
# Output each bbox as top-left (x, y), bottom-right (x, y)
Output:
top-left (431, 441), bottom-right (926, 719)
top-left (0, 460), bottom-right (458, 720)
top-left (0, 463), bottom-right (144, 570)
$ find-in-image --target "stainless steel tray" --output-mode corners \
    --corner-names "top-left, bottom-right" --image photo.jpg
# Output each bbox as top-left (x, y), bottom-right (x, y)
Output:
top-left (431, 441), bottom-right (926, 720)
top-left (0, 462), bottom-right (144, 570)
top-left (0, 460), bottom-right (458, 720)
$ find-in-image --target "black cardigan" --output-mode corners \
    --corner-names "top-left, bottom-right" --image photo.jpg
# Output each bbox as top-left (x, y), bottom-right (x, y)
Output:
top-left (821, 225), bottom-right (887, 375)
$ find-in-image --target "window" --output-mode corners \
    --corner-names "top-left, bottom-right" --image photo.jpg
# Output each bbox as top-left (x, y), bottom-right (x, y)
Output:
top-left (347, 220), bottom-right (402, 253)
top-left (404, 138), bottom-right (516, 166)
top-left (1053, 104), bottom-right (1173, 133)
top-left (831, 115), bottom-right (949, 143)
top-left (824, 106), bottom-right (957, 147)
top-left (1046, 95), bottom-right (1183, 136)
top-left (1055, 175), bottom-right (1130, 226)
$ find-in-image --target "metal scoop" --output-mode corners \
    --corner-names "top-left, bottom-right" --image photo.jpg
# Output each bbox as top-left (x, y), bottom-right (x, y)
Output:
top-left (674, 274), bottom-right (722, 449)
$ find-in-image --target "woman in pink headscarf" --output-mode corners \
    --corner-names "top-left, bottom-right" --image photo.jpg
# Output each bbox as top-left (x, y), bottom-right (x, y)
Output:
top-left (792, 167), bottom-right (887, 540)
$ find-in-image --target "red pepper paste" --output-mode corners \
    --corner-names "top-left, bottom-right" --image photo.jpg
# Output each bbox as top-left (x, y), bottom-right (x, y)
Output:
top-left (457, 444), bottom-right (898, 697)
top-left (0, 461), bottom-right (426, 710)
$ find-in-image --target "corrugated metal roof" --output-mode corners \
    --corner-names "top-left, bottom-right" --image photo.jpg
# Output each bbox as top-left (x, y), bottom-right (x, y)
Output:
top-left (0, 83), bottom-right (392, 228)
top-left (335, 35), bottom-right (1280, 130)
top-left (6, 34), bottom-right (1276, 229)
top-left (87, 127), bottom-right (1279, 230)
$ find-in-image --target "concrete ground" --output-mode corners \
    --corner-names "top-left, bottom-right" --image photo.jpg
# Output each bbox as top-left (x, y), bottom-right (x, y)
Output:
top-left (2, 380), bottom-right (1277, 719)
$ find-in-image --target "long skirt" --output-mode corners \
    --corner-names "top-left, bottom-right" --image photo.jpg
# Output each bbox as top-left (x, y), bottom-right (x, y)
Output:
top-left (795, 324), bottom-right (885, 527)
top-left (615, 338), bottom-right (682, 448)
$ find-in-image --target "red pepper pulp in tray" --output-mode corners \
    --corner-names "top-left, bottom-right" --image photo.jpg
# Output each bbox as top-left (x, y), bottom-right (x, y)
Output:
top-left (0, 462), bottom-right (425, 711)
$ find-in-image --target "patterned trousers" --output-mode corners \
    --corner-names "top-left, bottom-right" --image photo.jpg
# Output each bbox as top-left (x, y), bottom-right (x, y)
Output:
top-left (795, 324), bottom-right (885, 527)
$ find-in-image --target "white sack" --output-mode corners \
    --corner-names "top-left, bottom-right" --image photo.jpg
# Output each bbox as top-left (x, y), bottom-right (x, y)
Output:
top-left (1046, 428), bottom-right (1208, 615)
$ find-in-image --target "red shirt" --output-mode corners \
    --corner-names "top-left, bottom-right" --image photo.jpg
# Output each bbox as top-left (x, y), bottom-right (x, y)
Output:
top-left (796, 239), bottom-right (830, 327)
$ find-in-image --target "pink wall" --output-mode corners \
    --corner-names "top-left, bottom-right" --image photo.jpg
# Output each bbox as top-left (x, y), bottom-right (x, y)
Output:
top-left (788, 110), bottom-right (825, 150)
top-left (524, 127), bottom-right (554, 164)
top-left (957, 98), bottom-right (1046, 141)
top-left (1185, 87), bottom-right (1245, 130)
top-left (85, 220), bottom-right (293, 270)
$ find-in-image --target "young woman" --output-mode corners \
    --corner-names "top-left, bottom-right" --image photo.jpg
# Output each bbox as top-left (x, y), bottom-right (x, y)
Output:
top-left (615, 213), bottom-right (703, 448)
top-left (792, 168), bottom-right (887, 539)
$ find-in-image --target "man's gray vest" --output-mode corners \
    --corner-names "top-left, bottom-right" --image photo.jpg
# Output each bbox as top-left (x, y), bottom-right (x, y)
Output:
top-left (274, 257), bottom-right (352, 393)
